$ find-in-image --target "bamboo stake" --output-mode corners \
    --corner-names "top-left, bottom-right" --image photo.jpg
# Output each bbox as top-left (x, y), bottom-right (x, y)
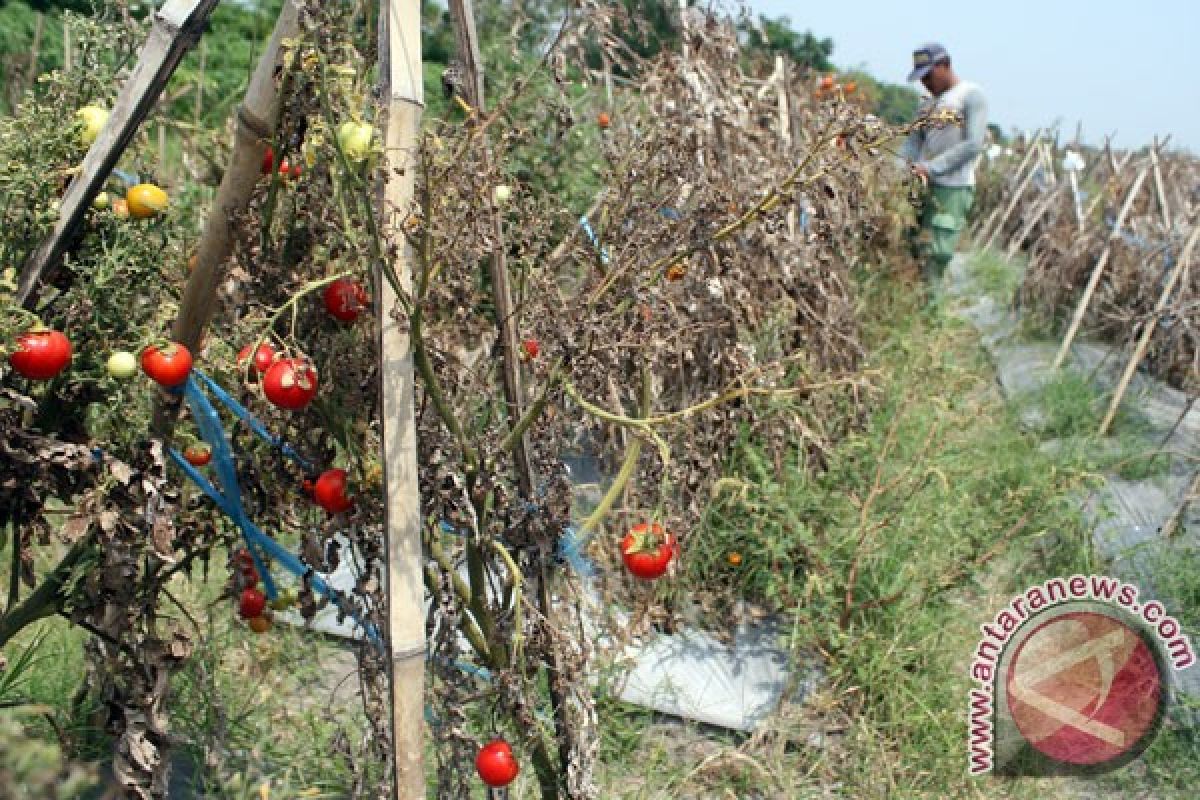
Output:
top-left (1160, 469), bottom-right (1199, 538)
top-left (982, 159), bottom-right (1041, 252)
top-left (1068, 168), bottom-right (1084, 231)
top-left (1052, 164), bottom-right (1150, 369)
top-left (193, 36), bottom-right (206, 126)
top-left (15, 0), bottom-right (220, 309)
top-left (377, 0), bottom-right (427, 795)
top-left (1005, 184), bottom-right (1063, 261)
top-left (1150, 136), bottom-right (1171, 229)
top-left (166, 3), bottom-right (296, 354)
top-left (26, 12), bottom-right (44, 94)
top-left (975, 130), bottom-right (1041, 242)
top-left (1098, 225), bottom-right (1200, 434)
top-left (774, 55), bottom-right (795, 240)
top-left (62, 17), bottom-right (71, 73)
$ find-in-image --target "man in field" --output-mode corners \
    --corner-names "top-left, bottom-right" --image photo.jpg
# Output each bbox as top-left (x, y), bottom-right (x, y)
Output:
top-left (902, 43), bottom-right (988, 299)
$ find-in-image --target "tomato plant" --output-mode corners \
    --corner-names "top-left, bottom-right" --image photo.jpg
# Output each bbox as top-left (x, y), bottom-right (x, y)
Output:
top-left (620, 523), bottom-right (677, 580)
top-left (8, 330), bottom-right (72, 380)
top-left (261, 358), bottom-right (319, 409)
top-left (475, 739), bottom-right (519, 787)
top-left (141, 343), bottom-right (193, 387)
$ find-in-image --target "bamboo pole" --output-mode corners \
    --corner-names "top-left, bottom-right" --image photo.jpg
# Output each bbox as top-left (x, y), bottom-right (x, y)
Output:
top-left (1068, 168), bottom-right (1084, 231)
top-left (26, 12), bottom-right (44, 93)
top-left (377, 1), bottom-right (427, 796)
top-left (982, 159), bottom-right (1041, 252)
top-left (1052, 164), bottom-right (1150, 369)
top-left (1005, 183), bottom-right (1063, 261)
top-left (1098, 225), bottom-right (1200, 434)
top-left (775, 55), bottom-right (795, 240)
top-left (974, 131), bottom-right (1042, 242)
top-left (62, 17), bottom-right (71, 73)
top-left (15, 0), bottom-right (220, 310)
top-left (1160, 469), bottom-right (1199, 538)
top-left (167, 3), bottom-right (298, 354)
top-left (193, 36), bottom-right (206, 126)
top-left (1150, 136), bottom-right (1171, 229)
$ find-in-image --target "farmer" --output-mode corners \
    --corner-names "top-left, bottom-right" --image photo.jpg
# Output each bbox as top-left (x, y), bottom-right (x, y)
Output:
top-left (901, 43), bottom-right (988, 297)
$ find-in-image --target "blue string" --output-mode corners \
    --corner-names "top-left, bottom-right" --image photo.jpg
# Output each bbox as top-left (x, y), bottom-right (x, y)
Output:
top-left (579, 215), bottom-right (610, 265)
top-left (170, 371), bottom-right (382, 649)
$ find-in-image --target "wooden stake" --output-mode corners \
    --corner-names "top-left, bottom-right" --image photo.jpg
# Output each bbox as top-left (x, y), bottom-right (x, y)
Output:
top-left (1068, 168), bottom-right (1084, 231)
top-left (26, 12), bottom-right (44, 94)
top-left (1052, 164), bottom-right (1150, 369)
top-left (774, 55), bottom-right (795, 240)
top-left (1005, 184), bottom-right (1063, 261)
top-left (1150, 136), bottom-right (1171, 229)
top-left (1160, 469), bottom-right (1199, 538)
top-left (377, 0), bottom-right (427, 795)
top-left (982, 159), bottom-right (1041, 252)
top-left (167, 1), bottom-right (298, 355)
top-left (975, 131), bottom-right (1041, 243)
top-left (1098, 225), bottom-right (1200, 434)
top-left (194, 36), bottom-right (206, 126)
top-left (15, 0), bottom-right (220, 310)
top-left (63, 17), bottom-right (72, 73)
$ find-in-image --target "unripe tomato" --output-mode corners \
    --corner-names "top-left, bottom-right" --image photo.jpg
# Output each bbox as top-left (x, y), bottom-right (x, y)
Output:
top-left (92, 191), bottom-right (110, 210)
top-left (475, 739), bottom-right (519, 788)
top-left (262, 358), bottom-right (319, 410)
top-left (141, 343), bottom-right (193, 387)
top-left (76, 106), bottom-right (108, 146)
top-left (313, 468), bottom-right (354, 514)
top-left (106, 350), bottom-right (137, 378)
top-left (322, 278), bottom-right (369, 322)
top-left (336, 121), bottom-right (374, 164)
top-left (238, 587), bottom-right (267, 619)
top-left (620, 522), bottom-right (677, 580)
top-left (126, 184), bottom-right (168, 219)
top-left (247, 614), bottom-right (272, 634)
top-left (492, 184), bottom-right (512, 205)
top-left (237, 341), bottom-right (277, 373)
top-left (9, 330), bottom-right (72, 380)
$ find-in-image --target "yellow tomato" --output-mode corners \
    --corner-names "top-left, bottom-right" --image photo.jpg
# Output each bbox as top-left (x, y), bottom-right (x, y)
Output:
top-left (126, 183), bottom-right (168, 219)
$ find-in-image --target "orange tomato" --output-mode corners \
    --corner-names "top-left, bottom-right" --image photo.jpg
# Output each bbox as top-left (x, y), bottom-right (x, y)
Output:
top-left (112, 197), bottom-right (129, 219)
top-left (665, 263), bottom-right (686, 282)
top-left (820, 74), bottom-right (835, 90)
top-left (727, 552), bottom-right (743, 567)
top-left (247, 615), bottom-right (272, 634)
top-left (126, 183), bottom-right (168, 219)
top-left (597, 111), bottom-right (611, 129)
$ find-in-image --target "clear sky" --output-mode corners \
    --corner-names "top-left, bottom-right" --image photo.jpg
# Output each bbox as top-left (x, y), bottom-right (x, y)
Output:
top-left (746, 0), bottom-right (1200, 154)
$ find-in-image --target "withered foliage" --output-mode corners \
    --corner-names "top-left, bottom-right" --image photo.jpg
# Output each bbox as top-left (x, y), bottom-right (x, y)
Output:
top-left (1000, 143), bottom-right (1200, 392)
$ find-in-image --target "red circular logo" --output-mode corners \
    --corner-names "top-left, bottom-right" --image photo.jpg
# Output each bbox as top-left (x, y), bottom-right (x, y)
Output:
top-left (1005, 611), bottom-right (1164, 766)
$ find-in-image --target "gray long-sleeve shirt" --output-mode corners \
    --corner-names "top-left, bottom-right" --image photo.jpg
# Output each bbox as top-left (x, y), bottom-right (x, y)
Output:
top-left (901, 80), bottom-right (988, 188)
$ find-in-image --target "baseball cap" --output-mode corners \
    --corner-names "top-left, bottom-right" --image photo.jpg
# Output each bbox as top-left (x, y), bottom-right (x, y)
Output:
top-left (908, 43), bottom-right (949, 82)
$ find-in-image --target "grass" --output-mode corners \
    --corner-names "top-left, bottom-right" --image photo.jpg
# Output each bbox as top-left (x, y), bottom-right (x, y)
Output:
top-left (965, 248), bottom-right (1023, 304)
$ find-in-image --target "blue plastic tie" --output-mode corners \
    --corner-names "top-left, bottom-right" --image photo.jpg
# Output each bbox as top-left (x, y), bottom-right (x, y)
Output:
top-left (579, 215), bottom-right (611, 265)
top-left (171, 371), bottom-right (382, 648)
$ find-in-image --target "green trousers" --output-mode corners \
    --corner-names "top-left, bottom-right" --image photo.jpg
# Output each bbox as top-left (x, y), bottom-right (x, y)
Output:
top-left (916, 185), bottom-right (975, 286)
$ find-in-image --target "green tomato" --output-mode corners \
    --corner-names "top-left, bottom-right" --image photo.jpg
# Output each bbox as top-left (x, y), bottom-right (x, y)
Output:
top-left (336, 121), bottom-right (374, 164)
top-left (76, 106), bottom-right (109, 146)
top-left (106, 350), bottom-right (137, 379)
top-left (92, 191), bottom-right (110, 210)
top-left (492, 184), bottom-right (512, 205)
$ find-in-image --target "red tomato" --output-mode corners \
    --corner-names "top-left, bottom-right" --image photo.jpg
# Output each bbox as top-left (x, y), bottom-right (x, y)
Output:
top-left (322, 278), bottom-right (369, 322)
top-left (475, 739), bottom-right (519, 788)
top-left (313, 468), bottom-right (354, 514)
top-left (620, 523), bottom-right (677, 580)
top-left (183, 445), bottom-right (211, 467)
top-left (237, 341), bottom-right (277, 373)
top-left (521, 338), bottom-right (539, 360)
top-left (141, 343), bottom-right (193, 387)
top-left (262, 146), bottom-right (275, 175)
top-left (8, 330), bottom-right (72, 380)
top-left (238, 587), bottom-right (267, 619)
top-left (261, 358), bottom-right (319, 410)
